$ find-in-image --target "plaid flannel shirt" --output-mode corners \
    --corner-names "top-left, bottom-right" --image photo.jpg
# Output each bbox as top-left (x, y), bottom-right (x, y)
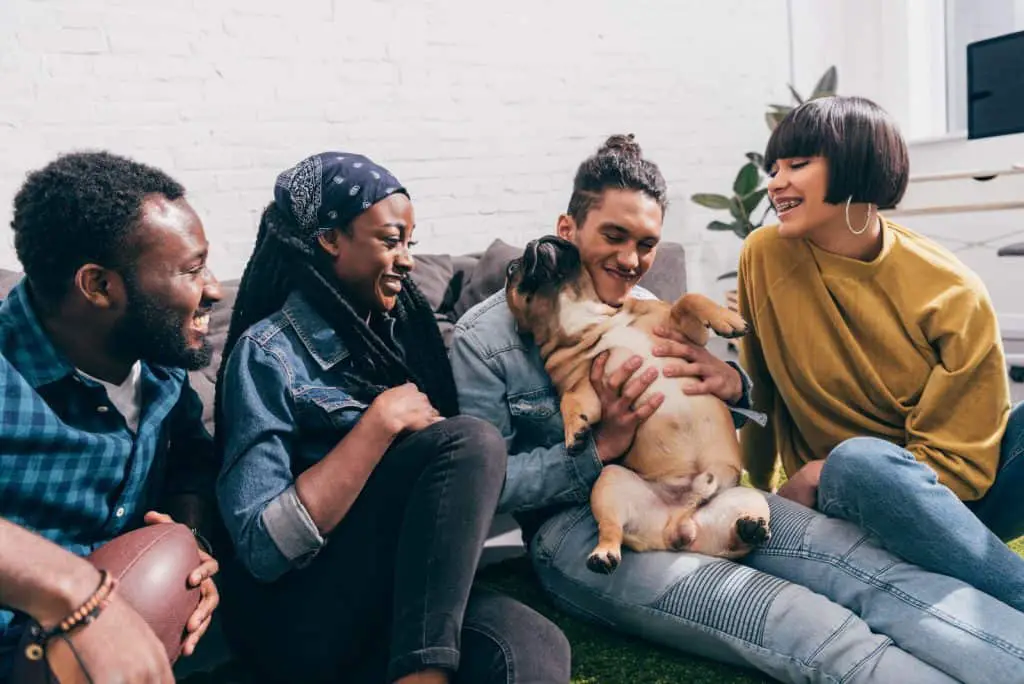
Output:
top-left (0, 280), bottom-right (216, 671)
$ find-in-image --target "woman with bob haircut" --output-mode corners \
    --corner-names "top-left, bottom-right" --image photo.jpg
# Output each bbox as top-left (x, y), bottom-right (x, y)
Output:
top-left (732, 95), bottom-right (1024, 611)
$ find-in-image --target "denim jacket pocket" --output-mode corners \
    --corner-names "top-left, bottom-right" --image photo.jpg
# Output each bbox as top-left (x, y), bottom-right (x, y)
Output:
top-left (507, 387), bottom-right (565, 448)
top-left (295, 385), bottom-right (368, 435)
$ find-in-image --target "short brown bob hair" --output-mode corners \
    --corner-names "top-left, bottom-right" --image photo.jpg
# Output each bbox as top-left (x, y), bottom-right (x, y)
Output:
top-left (764, 95), bottom-right (909, 209)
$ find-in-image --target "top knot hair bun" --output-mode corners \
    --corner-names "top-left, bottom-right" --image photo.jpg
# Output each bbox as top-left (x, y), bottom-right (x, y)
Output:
top-left (598, 133), bottom-right (642, 159)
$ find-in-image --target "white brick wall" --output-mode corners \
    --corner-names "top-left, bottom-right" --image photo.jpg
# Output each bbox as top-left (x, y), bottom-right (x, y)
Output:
top-left (0, 0), bottom-right (790, 291)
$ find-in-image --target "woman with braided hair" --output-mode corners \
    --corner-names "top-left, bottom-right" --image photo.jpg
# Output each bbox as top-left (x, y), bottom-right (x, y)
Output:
top-left (214, 151), bottom-right (570, 684)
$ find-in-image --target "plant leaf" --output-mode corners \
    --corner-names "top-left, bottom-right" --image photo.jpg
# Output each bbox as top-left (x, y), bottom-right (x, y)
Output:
top-left (742, 188), bottom-right (768, 215)
top-left (787, 84), bottom-right (804, 105)
top-left (691, 193), bottom-right (732, 210)
top-left (765, 111), bottom-right (787, 131)
top-left (745, 151), bottom-right (765, 167)
top-left (768, 104), bottom-right (793, 112)
top-left (707, 220), bottom-right (737, 231)
top-left (733, 224), bottom-right (752, 240)
top-left (716, 270), bottom-right (738, 280)
top-left (728, 196), bottom-right (749, 224)
top-left (733, 163), bottom-right (760, 196)
top-left (810, 66), bottom-right (838, 99)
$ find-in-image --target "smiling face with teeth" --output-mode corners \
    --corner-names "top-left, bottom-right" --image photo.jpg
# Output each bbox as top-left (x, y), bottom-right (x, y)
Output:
top-left (111, 196), bottom-right (222, 370)
top-left (316, 193), bottom-right (416, 316)
top-left (556, 188), bottom-right (662, 307)
top-left (766, 156), bottom-right (842, 240)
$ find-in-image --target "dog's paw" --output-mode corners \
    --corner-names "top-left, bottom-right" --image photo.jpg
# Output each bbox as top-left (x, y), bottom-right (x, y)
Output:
top-left (706, 308), bottom-right (749, 339)
top-left (586, 548), bottom-right (621, 574)
top-left (565, 416), bottom-right (592, 454)
top-left (736, 516), bottom-right (771, 546)
top-left (691, 471), bottom-right (719, 500)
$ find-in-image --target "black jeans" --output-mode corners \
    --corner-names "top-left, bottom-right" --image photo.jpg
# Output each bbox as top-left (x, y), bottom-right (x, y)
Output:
top-left (220, 415), bottom-right (570, 683)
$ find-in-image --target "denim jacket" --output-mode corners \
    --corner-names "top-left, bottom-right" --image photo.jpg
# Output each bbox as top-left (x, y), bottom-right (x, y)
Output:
top-left (218, 291), bottom-right (400, 582)
top-left (450, 288), bottom-right (755, 542)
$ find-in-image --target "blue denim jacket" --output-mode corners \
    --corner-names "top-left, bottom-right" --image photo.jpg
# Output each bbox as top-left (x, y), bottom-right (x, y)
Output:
top-left (450, 288), bottom-right (754, 542)
top-left (217, 291), bottom-right (399, 582)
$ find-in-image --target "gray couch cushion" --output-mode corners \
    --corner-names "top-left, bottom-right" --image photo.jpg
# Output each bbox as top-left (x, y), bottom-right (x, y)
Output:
top-left (411, 254), bottom-right (454, 312)
top-left (453, 239), bottom-right (522, 318)
top-left (640, 241), bottom-right (687, 301)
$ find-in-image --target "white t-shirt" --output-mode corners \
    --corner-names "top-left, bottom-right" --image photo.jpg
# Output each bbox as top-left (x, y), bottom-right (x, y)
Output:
top-left (78, 361), bottom-right (143, 433)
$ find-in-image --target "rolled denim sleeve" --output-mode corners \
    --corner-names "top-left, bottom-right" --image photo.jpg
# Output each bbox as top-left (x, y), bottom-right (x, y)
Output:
top-left (217, 336), bottom-right (323, 583)
top-left (451, 327), bottom-right (602, 515)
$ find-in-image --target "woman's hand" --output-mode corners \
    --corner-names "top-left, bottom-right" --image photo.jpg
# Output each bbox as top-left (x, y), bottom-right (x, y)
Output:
top-left (590, 353), bottom-right (664, 463)
top-left (369, 383), bottom-right (443, 436)
top-left (776, 460), bottom-right (826, 509)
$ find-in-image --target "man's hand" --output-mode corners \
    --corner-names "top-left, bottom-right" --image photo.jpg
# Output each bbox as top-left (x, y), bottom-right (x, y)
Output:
top-left (652, 326), bottom-right (744, 404)
top-left (143, 511), bottom-right (219, 657)
top-left (45, 591), bottom-right (175, 684)
top-left (590, 353), bottom-right (664, 463)
top-left (776, 460), bottom-right (825, 509)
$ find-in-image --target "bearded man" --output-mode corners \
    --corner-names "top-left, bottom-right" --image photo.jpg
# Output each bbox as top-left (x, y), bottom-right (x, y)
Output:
top-left (0, 151), bottom-right (223, 681)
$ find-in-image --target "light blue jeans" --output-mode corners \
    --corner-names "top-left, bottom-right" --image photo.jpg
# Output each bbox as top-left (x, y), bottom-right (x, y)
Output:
top-left (819, 402), bottom-right (1024, 614)
top-left (530, 494), bottom-right (1024, 683)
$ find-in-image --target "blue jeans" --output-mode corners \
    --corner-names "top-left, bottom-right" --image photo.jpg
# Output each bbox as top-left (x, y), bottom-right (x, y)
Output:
top-left (530, 496), bottom-right (1024, 683)
top-left (819, 402), bottom-right (1024, 613)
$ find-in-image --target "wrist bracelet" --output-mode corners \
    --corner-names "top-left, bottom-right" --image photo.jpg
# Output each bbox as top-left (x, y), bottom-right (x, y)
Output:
top-left (24, 570), bottom-right (118, 661)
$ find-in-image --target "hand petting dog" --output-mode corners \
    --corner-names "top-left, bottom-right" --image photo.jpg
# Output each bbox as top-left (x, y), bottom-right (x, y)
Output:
top-left (652, 326), bottom-right (744, 404)
top-left (590, 353), bottom-right (664, 464)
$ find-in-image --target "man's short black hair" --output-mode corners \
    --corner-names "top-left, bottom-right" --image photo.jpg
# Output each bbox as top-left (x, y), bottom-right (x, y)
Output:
top-left (764, 96), bottom-right (909, 209)
top-left (11, 151), bottom-right (185, 303)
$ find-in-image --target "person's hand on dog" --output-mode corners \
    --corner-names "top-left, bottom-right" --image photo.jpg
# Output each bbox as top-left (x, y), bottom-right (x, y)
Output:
top-left (652, 326), bottom-right (744, 405)
top-left (370, 382), bottom-right (443, 435)
top-left (776, 460), bottom-right (825, 509)
top-left (590, 352), bottom-right (665, 463)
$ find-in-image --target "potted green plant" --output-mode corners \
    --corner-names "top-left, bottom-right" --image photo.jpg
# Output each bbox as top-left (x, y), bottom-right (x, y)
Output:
top-left (691, 66), bottom-right (838, 318)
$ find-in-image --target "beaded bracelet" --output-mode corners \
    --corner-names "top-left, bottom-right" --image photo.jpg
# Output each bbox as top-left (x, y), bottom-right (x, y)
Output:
top-left (23, 570), bottom-right (118, 661)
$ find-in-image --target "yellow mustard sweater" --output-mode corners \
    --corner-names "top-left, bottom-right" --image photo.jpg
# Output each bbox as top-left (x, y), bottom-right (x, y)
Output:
top-left (738, 220), bottom-right (1011, 501)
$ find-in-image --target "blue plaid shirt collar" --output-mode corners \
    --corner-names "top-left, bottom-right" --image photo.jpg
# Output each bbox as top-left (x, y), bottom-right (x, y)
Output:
top-left (0, 280), bottom-right (77, 389)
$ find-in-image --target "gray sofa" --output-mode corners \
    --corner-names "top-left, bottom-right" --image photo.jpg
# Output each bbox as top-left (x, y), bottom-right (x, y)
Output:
top-left (1, 236), bottom-right (687, 443)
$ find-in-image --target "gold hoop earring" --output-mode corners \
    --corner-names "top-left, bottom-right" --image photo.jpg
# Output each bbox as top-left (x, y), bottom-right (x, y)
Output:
top-left (845, 197), bottom-right (874, 235)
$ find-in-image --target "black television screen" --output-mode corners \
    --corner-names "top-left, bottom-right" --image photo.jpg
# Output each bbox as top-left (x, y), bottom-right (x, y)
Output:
top-left (968, 29), bottom-right (1024, 140)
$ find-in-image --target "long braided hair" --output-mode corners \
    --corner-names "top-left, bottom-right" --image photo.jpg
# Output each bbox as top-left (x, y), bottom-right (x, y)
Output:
top-left (214, 153), bottom-right (458, 445)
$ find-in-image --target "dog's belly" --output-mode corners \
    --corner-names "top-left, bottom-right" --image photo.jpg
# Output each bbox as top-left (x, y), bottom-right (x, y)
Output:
top-left (596, 323), bottom-right (739, 478)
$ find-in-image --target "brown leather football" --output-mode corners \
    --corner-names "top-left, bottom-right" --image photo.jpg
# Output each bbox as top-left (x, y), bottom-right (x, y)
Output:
top-left (87, 523), bottom-right (201, 664)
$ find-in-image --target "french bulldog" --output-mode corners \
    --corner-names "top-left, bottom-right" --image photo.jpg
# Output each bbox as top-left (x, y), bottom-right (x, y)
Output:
top-left (505, 236), bottom-right (771, 573)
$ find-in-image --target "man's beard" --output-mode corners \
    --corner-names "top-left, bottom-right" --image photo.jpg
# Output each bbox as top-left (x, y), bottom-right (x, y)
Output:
top-left (112, 280), bottom-right (213, 371)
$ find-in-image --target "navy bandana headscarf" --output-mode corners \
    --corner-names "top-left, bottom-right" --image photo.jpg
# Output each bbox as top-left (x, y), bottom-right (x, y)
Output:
top-left (272, 151), bottom-right (408, 237)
